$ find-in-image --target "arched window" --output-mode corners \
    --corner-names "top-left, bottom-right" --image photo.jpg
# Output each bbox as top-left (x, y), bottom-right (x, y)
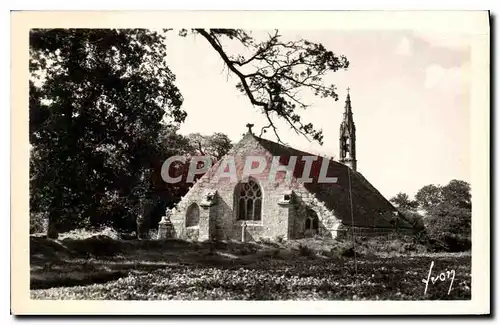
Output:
top-left (185, 203), bottom-right (200, 227)
top-left (305, 209), bottom-right (319, 233)
top-left (235, 178), bottom-right (262, 221)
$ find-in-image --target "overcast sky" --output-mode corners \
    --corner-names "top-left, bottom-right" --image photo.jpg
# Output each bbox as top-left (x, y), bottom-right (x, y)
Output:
top-left (163, 30), bottom-right (471, 199)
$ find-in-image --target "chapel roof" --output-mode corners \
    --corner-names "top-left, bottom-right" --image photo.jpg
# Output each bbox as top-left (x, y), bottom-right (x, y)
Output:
top-left (240, 133), bottom-right (413, 229)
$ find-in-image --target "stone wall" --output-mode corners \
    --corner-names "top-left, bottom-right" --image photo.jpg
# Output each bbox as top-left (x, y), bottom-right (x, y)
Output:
top-left (290, 185), bottom-right (343, 239)
top-left (168, 133), bottom-right (296, 241)
top-left (164, 132), bottom-right (410, 242)
top-left (170, 175), bottom-right (295, 241)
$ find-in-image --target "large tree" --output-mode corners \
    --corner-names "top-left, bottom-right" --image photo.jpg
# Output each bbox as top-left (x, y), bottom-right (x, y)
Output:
top-left (425, 202), bottom-right (471, 251)
top-left (29, 28), bottom-right (350, 237)
top-left (415, 184), bottom-right (443, 211)
top-left (415, 180), bottom-right (471, 212)
top-left (441, 179), bottom-right (471, 210)
top-left (30, 29), bottom-right (185, 237)
top-left (414, 180), bottom-right (472, 251)
top-left (390, 192), bottom-right (419, 212)
top-left (187, 132), bottom-right (233, 161)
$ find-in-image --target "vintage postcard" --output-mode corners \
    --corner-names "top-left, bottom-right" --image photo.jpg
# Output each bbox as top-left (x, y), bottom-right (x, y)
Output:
top-left (11, 10), bottom-right (490, 315)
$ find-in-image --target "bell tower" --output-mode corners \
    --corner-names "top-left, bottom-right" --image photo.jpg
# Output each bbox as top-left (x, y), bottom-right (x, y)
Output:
top-left (339, 88), bottom-right (357, 171)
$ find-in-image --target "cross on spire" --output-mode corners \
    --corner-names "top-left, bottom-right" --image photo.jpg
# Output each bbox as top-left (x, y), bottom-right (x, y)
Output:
top-left (246, 123), bottom-right (254, 134)
top-left (346, 87), bottom-right (351, 94)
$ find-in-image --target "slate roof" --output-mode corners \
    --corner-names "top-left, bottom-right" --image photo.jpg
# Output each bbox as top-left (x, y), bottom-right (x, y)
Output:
top-left (176, 131), bottom-right (412, 230)
top-left (252, 135), bottom-right (413, 229)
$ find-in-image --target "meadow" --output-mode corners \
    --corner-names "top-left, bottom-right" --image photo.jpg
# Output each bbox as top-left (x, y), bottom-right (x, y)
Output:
top-left (30, 233), bottom-right (471, 300)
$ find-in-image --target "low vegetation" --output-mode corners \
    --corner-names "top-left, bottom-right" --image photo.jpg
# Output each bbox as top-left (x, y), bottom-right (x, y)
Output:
top-left (31, 234), bottom-right (471, 300)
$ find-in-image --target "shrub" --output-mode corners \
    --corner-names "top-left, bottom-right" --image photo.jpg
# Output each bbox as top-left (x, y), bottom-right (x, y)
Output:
top-left (148, 229), bottom-right (158, 240)
top-left (335, 235), bottom-right (429, 257)
top-left (387, 240), bottom-right (405, 253)
top-left (399, 210), bottom-right (425, 231)
top-left (58, 226), bottom-right (120, 240)
top-left (62, 236), bottom-right (127, 257)
top-left (425, 203), bottom-right (471, 252)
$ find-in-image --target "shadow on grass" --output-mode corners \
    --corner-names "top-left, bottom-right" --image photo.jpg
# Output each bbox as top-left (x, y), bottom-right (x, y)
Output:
top-left (30, 235), bottom-right (472, 300)
top-left (31, 270), bottom-right (128, 290)
top-left (30, 236), bottom-right (291, 290)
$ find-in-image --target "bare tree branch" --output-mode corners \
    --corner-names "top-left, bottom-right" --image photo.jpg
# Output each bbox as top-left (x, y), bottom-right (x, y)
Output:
top-left (194, 28), bottom-right (349, 145)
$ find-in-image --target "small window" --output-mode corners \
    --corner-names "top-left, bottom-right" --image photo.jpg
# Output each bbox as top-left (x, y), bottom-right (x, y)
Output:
top-left (185, 203), bottom-right (200, 227)
top-left (305, 209), bottom-right (319, 231)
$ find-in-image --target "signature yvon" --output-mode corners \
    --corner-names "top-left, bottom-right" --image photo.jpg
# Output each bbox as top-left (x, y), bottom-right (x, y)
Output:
top-left (422, 261), bottom-right (456, 295)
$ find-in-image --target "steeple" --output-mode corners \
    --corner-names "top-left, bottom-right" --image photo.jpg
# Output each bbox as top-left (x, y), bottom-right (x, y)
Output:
top-left (343, 87), bottom-right (354, 126)
top-left (339, 88), bottom-right (357, 171)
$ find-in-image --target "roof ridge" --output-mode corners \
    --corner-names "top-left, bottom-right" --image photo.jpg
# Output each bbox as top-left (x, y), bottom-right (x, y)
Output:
top-left (253, 134), bottom-right (336, 161)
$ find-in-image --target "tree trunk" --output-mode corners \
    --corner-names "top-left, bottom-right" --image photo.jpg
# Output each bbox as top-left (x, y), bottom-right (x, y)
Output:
top-left (137, 197), bottom-right (154, 239)
top-left (46, 210), bottom-right (59, 239)
top-left (136, 215), bottom-right (145, 240)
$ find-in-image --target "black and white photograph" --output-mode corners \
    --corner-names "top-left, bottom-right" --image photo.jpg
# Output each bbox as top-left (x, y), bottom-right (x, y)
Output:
top-left (10, 10), bottom-right (490, 315)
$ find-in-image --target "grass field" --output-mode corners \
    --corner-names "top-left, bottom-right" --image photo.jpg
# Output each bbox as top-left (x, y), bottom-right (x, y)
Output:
top-left (30, 235), bottom-right (471, 300)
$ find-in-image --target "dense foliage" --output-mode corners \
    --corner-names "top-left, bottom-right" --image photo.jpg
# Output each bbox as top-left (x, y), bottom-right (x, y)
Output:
top-left (390, 179), bottom-right (471, 252)
top-left (29, 29), bottom-right (185, 236)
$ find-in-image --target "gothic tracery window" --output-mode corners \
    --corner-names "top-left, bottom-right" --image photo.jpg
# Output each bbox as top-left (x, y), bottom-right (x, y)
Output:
top-left (236, 178), bottom-right (262, 221)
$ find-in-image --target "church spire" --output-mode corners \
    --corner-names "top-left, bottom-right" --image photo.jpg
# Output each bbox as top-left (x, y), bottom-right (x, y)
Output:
top-left (339, 88), bottom-right (357, 171)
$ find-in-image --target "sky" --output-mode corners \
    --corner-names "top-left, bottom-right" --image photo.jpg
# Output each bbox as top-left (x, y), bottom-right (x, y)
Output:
top-left (162, 30), bottom-right (471, 200)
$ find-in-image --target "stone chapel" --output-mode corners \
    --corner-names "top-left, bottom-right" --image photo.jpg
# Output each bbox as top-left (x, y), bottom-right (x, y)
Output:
top-left (158, 92), bottom-right (413, 241)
